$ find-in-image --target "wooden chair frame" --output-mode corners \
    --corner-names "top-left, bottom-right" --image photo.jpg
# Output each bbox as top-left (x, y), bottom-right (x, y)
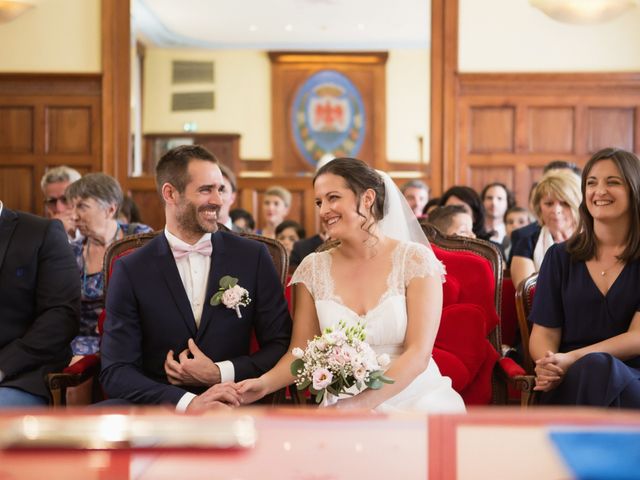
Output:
top-left (515, 272), bottom-right (539, 406)
top-left (514, 273), bottom-right (538, 376)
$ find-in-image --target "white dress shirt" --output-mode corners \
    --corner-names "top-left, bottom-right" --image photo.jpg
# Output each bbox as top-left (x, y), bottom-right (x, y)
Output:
top-left (164, 227), bottom-right (235, 411)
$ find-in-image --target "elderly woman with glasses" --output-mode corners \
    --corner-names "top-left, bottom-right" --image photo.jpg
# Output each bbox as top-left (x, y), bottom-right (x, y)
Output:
top-left (66, 173), bottom-right (152, 357)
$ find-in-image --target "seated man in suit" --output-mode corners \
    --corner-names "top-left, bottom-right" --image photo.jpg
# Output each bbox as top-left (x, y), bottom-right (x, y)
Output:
top-left (0, 201), bottom-right (80, 407)
top-left (290, 234), bottom-right (324, 268)
top-left (100, 145), bottom-right (292, 411)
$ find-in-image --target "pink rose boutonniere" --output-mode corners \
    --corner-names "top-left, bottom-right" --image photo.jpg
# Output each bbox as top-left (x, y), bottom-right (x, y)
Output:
top-left (210, 275), bottom-right (251, 318)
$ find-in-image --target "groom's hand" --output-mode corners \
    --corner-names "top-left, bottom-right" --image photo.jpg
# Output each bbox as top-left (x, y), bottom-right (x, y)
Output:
top-left (165, 339), bottom-right (221, 386)
top-left (186, 383), bottom-right (241, 412)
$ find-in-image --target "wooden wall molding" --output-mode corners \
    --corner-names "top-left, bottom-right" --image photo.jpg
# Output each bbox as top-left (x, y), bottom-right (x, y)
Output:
top-left (0, 74), bottom-right (101, 96)
top-left (458, 72), bottom-right (640, 96)
top-left (429, 0), bottom-right (458, 195)
top-left (101, 0), bottom-right (130, 179)
top-left (268, 51), bottom-right (388, 64)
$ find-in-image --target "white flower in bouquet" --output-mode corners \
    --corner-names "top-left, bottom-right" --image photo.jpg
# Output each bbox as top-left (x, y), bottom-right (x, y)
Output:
top-left (290, 320), bottom-right (394, 404)
top-left (377, 353), bottom-right (391, 368)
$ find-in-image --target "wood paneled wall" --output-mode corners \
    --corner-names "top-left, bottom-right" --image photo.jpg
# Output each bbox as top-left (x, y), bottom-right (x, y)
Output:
top-left (430, 0), bottom-right (640, 207)
top-left (456, 73), bottom-right (640, 207)
top-left (0, 74), bottom-right (101, 213)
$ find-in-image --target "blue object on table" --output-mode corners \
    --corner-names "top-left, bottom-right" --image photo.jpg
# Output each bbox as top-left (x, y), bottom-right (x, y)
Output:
top-left (550, 429), bottom-right (640, 480)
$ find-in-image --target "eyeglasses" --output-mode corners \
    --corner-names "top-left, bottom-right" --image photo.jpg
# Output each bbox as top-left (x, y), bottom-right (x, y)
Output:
top-left (44, 196), bottom-right (68, 208)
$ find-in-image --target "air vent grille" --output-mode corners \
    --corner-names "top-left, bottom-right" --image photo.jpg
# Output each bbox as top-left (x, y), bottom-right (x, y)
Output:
top-left (171, 92), bottom-right (214, 111)
top-left (172, 61), bottom-right (214, 84)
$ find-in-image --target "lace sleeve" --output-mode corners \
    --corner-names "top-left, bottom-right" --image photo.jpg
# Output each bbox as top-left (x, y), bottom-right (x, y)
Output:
top-left (289, 253), bottom-right (317, 298)
top-left (404, 242), bottom-right (446, 286)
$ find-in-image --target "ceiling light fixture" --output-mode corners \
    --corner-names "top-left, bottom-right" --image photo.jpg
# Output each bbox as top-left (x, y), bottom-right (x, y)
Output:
top-left (0, 0), bottom-right (34, 24)
top-left (530, 0), bottom-right (637, 24)
top-left (284, 24), bottom-right (293, 32)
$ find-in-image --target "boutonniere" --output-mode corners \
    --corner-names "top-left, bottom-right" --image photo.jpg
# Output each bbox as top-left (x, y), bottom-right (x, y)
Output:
top-left (210, 275), bottom-right (251, 318)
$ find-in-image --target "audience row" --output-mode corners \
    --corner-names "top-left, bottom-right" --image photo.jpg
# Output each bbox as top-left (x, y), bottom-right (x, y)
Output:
top-left (0, 147), bottom-right (638, 411)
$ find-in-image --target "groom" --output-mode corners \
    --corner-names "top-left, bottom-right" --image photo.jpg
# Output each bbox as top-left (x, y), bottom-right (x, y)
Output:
top-left (100, 145), bottom-right (292, 410)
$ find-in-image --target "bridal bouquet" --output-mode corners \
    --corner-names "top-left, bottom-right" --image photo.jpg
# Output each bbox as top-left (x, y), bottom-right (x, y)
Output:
top-left (290, 320), bottom-right (394, 405)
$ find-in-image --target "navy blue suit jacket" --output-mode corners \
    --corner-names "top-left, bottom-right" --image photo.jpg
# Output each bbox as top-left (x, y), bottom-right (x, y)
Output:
top-left (0, 208), bottom-right (80, 400)
top-left (100, 230), bottom-right (292, 405)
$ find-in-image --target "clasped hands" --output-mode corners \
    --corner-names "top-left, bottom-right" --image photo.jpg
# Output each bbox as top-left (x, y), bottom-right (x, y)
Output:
top-left (164, 338), bottom-right (236, 411)
top-left (164, 339), bottom-right (267, 411)
top-left (533, 350), bottom-right (575, 392)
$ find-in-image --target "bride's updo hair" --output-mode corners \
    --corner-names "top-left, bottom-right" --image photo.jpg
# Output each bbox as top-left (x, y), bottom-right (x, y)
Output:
top-left (313, 157), bottom-right (386, 226)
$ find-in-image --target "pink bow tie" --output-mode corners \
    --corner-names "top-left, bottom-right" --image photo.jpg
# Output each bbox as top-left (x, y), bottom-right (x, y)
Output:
top-left (171, 241), bottom-right (213, 260)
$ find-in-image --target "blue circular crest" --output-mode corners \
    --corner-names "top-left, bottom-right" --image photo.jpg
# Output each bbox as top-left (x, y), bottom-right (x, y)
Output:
top-left (291, 70), bottom-right (366, 168)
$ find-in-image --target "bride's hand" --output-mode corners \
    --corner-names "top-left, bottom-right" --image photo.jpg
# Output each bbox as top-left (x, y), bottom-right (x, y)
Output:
top-left (236, 377), bottom-right (269, 404)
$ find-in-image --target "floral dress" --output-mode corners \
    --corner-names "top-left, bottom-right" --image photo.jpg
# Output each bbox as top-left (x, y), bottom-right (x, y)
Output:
top-left (70, 222), bottom-right (152, 355)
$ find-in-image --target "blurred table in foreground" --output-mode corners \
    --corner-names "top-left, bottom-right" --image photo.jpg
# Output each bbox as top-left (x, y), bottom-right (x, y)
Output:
top-left (0, 406), bottom-right (639, 480)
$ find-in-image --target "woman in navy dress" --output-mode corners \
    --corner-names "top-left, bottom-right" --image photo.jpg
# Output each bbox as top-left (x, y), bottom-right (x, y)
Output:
top-left (529, 147), bottom-right (640, 407)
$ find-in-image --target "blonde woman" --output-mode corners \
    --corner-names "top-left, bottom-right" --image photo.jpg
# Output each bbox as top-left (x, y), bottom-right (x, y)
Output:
top-left (511, 170), bottom-right (581, 288)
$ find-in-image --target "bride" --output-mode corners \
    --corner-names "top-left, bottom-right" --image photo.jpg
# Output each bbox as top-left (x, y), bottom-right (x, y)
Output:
top-left (237, 158), bottom-right (465, 412)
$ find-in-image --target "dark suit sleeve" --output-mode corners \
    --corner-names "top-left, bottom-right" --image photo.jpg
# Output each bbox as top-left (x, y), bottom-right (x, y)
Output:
top-left (0, 220), bottom-right (79, 380)
top-left (100, 259), bottom-right (188, 405)
top-left (290, 241), bottom-right (304, 267)
top-left (229, 244), bottom-right (292, 381)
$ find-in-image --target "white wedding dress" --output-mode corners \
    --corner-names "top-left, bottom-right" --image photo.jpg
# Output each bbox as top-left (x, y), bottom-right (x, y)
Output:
top-left (290, 240), bottom-right (466, 413)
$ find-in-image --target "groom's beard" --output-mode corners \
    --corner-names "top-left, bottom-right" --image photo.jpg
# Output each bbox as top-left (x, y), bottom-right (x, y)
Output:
top-left (176, 199), bottom-right (220, 236)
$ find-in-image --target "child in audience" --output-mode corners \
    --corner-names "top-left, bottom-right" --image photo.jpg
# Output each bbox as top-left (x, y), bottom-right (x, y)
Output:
top-left (440, 186), bottom-right (491, 240)
top-left (503, 206), bottom-right (535, 260)
top-left (505, 206), bottom-right (534, 239)
top-left (422, 197), bottom-right (441, 218)
top-left (427, 205), bottom-right (476, 238)
top-left (229, 208), bottom-right (255, 233)
top-left (259, 186), bottom-right (291, 238)
top-left (275, 220), bottom-right (306, 257)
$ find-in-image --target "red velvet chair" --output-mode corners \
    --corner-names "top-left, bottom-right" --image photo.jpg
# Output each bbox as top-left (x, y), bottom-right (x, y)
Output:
top-left (423, 224), bottom-right (534, 405)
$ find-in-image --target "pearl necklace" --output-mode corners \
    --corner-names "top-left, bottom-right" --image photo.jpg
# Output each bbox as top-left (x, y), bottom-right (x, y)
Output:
top-left (600, 259), bottom-right (620, 276)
